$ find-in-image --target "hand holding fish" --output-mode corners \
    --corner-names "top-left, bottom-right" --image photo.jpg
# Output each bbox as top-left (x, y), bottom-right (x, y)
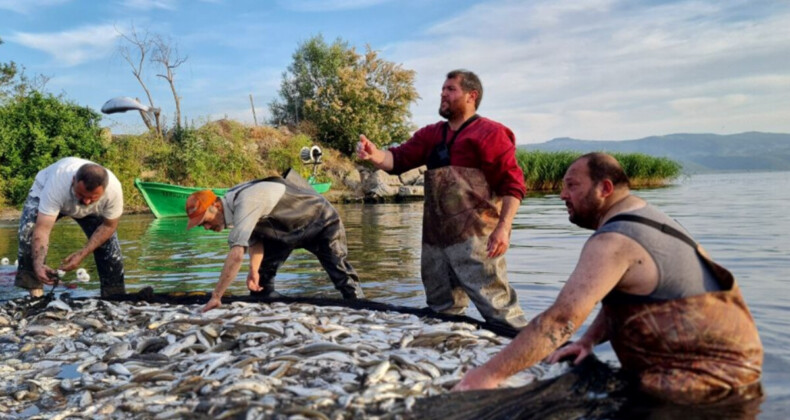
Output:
top-left (356, 135), bottom-right (377, 161)
top-left (356, 134), bottom-right (394, 171)
top-left (35, 264), bottom-right (58, 284)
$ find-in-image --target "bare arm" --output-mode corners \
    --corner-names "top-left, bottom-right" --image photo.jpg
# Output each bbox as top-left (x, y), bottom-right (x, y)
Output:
top-left (454, 233), bottom-right (632, 391)
top-left (32, 214), bottom-right (58, 284)
top-left (246, 242), bottom-right (264, 292)
top-left (60, 217), bottom-right (119, 271)
top-left (487, 195), bottom-right (521, 258)
top-left (202, 245), bottom-right (246, 312)
top-left (357, 134), bottom-right (394, 171)
top-left (546, 309), bottom-right (610, 365)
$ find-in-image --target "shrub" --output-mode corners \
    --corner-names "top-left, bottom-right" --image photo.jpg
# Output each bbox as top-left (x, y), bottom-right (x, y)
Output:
top-left (0, 91), bottom-right (105, 206)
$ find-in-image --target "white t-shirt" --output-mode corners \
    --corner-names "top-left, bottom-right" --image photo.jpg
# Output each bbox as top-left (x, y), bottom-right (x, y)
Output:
top-left (29, 157), bottom-right (124, 220)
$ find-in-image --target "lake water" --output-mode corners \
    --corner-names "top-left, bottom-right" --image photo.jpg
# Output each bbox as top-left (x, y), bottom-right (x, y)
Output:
top-left (0, 171), bottom-right (788, 416)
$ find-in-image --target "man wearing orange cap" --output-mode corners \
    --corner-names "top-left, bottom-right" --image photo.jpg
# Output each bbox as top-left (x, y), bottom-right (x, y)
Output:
top-left (186, 170), bottom-right (364, 312)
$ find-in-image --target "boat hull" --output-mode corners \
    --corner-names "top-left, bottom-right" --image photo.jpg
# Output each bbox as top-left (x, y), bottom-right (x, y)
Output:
top-left (134, 178), bottom-right (332, 218)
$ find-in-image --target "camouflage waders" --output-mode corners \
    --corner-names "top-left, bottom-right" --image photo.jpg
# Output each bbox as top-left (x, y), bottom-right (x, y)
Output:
top-left (251, 170), bottom-right (363, 299)
top-left (15, 195), bottom-right (126, 297)
top-left (603, 216), bottom-right (762, 404)
top-left (421, 166), bottom-right (526, 329)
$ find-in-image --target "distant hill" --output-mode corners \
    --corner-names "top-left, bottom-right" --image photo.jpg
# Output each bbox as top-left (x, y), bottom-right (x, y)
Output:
top-left (521, 132), bottom-right (790, 173)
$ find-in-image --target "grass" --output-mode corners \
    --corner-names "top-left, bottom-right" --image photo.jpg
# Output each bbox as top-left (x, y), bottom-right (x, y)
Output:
top-left (0, 119), bottom-right (683, 211)
top-left (516, 150), bottom-right (682, 192)
top-left (98, 120), bottom-right (351, 212)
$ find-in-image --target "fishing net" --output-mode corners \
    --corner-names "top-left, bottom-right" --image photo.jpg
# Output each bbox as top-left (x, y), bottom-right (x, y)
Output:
top-left (11, 288), bottom-right (763, 419)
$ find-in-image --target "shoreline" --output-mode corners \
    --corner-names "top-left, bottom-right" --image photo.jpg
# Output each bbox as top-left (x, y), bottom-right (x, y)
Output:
top-left (0, 190), bottom-right (364, 222)
top-left (0, 180), bottom-right (673, 222)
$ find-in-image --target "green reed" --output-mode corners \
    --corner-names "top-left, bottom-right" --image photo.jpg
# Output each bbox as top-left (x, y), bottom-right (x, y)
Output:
top-left (516, 150), bottom-right (681, 192)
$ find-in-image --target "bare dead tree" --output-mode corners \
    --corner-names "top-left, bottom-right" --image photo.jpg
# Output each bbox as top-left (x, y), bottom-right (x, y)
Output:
top-left (116, 25), bottom-right (162, 136)
top-left (151, 35), bottom-right (187, 129)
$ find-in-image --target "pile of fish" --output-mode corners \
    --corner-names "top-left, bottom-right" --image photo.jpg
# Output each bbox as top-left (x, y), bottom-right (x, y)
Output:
top-left (0, 296), bottom-right (565, 419)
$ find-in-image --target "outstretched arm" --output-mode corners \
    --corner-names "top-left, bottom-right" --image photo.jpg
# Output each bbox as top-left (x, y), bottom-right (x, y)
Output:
top-left (202, 245), bottom-right (246, 312)
top-left (60, 217), bottom-right (119, 271)
top-left (453, 233), bottom-right (631, 391)
top-left (357, 134), bottom-right (394, 171)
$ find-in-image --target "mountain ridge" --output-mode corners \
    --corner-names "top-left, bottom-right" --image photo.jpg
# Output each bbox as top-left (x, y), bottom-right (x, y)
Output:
top-left (521, 132), bottom-right (790, 172)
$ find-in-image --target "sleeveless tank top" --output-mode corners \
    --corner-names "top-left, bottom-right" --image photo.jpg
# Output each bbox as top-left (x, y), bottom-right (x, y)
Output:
top-left (595, 204), bottom-right (720, 304)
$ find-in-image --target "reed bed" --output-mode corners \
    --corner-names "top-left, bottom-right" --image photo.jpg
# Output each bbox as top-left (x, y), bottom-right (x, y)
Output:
top-left (516, 150), bottom-right (681, 192)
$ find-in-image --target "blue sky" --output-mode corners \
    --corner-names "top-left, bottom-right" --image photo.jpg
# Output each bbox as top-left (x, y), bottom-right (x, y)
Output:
top-left (1, 0), bottom-right (789, 144)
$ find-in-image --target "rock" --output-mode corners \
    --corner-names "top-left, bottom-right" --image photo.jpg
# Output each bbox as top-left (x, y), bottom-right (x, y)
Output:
top-left (362, 170), bottom-right (401, 199)
top-left (398, 185), bottom-right (424, 198)
top-left (399, 167), bottom-right (424, 186)
top-left (343, 169), bottom-right (362, 190)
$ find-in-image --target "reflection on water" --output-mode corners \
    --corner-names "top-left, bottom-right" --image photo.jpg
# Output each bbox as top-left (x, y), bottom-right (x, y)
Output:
top-left (0, 172), bottom-right (788, 416)
top-left (0, 203), bottom-right (427, 302)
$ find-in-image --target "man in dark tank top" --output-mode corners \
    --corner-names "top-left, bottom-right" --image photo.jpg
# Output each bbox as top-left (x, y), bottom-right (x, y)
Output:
top-left (454, 152), bottom-right (762, 404)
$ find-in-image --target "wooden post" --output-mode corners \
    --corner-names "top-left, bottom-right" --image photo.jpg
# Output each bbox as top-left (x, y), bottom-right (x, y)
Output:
top-left (249, 94), bottom-right (258, 126)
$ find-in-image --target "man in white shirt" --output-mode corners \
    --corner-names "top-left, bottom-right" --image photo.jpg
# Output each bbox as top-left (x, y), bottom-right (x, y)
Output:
top-left (15, 157), bottom-right (126, 298)
top-left (185, 169), bottom-right (364, 312)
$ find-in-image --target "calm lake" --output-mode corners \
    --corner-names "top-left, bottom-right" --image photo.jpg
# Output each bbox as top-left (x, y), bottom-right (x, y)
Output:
top-left (0, 171), bottom-right (788, 416)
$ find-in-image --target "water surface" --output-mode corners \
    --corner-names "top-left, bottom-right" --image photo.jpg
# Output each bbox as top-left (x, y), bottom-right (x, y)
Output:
top-left (0, 171), bottom-right (787, 416)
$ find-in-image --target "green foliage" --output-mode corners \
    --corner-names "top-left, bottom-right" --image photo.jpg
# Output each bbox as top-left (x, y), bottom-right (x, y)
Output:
top-left (270, 35), bottom-right (419, 155)
top-left (516, 150), bottom-right (681, 191)
top-left (0, 37), bottom-right (16, 102)
top-left (0, 91), bottom-right (105, 205)
top-left (102, 132), bottom-right (169, 208)
top-left (156, 120), bottom-right (265, 187)
top-left (1, 39), bottom-right (46, 104)
top-left (266, 133), bottom-right (313, 178)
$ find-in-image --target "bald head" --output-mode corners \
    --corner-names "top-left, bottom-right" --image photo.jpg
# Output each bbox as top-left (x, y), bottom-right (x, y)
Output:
top-left (75, 163), bottom-right (109, 191)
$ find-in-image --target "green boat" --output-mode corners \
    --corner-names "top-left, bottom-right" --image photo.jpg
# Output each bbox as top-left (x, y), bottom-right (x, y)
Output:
top-left (134, 178), bottom-right (332, 218)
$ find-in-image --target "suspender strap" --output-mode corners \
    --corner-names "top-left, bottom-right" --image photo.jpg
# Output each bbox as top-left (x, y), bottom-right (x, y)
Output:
top-left (441, 114), bottom-right (480, 154)
top-left (604, 213), bottom-right (698, 249)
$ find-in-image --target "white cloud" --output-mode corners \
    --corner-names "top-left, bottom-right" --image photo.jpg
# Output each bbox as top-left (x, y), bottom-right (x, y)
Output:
top-left (388, 0), bottom-right (790, 142)
top-left (0, 0), bottom-right (69, 14)
top-left (278, 0), bottom-right (393, 12)
top-left (121, 0), bottom-right (178, 11)
top-left (9, 24), bottom-right (121, 67)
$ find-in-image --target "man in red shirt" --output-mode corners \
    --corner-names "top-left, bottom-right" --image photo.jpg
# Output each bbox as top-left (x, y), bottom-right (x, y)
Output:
top-left (358, 69), bottom-right (527, 329)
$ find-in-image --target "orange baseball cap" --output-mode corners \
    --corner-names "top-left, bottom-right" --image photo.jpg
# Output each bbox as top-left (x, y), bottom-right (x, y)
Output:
top-left (186, 189), bottom-right (217, 230)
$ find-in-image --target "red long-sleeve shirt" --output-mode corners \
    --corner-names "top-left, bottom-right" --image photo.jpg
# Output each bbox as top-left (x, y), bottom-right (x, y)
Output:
top-left (389, 117), bottom-right (526, 200)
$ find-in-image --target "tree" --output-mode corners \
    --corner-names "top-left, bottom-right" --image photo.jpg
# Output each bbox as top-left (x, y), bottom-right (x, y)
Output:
top-left (0, 37), bottom-right (17, 98)
top-left (270, 35), bottom-right (419, 155)
top-left (117, 26), bottom-right (188, 136)
top-left (0, 37), bottom-right (49, 104)
top-left (0, 92), bottom-right (105, 205)
top-left (152, 35), bottom-right (187, 129)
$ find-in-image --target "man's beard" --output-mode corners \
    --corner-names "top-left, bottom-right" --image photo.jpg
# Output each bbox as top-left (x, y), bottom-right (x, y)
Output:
top-left (568, 190), bottom-right (604, 230)
top-left (439, 101), bottom-right (459, 120)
